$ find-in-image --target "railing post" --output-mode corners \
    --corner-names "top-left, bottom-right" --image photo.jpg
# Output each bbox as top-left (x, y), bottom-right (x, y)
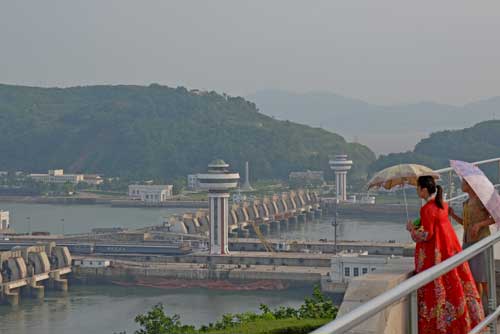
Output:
top-left (486, 245), bottom-right (497, 334)
top-left (448, 170), bottom-right (453, 200)
top-left (498, 160), bottom-right (500, 184)
top-left (410, 291), bottom-right (418, 334)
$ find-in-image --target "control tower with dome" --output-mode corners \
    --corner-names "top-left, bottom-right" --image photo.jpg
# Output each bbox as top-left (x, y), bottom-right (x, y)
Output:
top-left (197, 159), bottom-right (240, 255)
top-left (329, 154), bottom-right (353, 202)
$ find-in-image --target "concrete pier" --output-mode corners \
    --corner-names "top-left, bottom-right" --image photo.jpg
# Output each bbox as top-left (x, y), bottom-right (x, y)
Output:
top-left (288, 216), bottom-right (298, 230)
top-left (3, 289), bottom-right (19, 306)
top-left (306, 211), bottom-right (315, 221)
top-left (249, 226), bottom-right (257, 238)
top-left (259, 223), bottom-right (269, 236)
top-left (1, 243), bottom-right (72, 305)
top-left (297, 213), bottom-right (306, 223)
top-left (237, 228), bottom-right (250, 238)
top-left (314, 209), bottom-right (322, 219)
top-left (279, 219), bottom-right (289, 232)
top-left (49, 272), bottom-right (69, 292)
top-left (270, 221), bottom-right (280, 234)
top-left (22, 283), bottom-right (45, 299)
top-left (54, 278), bottom-right (69, 292)
top-left (32, 284), bottom-right (45, 299)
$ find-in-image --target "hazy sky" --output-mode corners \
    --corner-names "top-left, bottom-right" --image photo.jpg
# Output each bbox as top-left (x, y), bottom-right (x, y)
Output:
top-left (2, 1), bottom-right (500, 105)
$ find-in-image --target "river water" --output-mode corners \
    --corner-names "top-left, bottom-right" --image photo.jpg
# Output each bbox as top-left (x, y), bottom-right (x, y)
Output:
top-left (0, 285), bottom-right (320, 334)
top-left (0, 202), bottom-right (190, 235)
top-left (0, 201), bottom-right (411, 334)
top-left (0, 201), bottom-right (410, 242)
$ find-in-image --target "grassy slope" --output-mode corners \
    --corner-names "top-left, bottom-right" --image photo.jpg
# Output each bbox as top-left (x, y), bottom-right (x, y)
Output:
top-left (203, 318), bottom-right (329, 334)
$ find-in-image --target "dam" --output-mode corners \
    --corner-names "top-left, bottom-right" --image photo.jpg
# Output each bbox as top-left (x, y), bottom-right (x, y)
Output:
top-left (165, 189), bottom-right (322, 238)
top-left (0, 242), bottom-right (72, 306)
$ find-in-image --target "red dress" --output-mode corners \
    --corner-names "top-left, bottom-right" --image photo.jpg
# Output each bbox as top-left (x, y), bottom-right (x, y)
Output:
top-left (413, 199), bottom-right (484, 334)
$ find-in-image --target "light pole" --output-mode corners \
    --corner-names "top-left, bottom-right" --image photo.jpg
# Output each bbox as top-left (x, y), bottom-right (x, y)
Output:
top-left (332, 203), bottom-right (339, 255)
top-left (26, 216), bottom-right (31, 235)
top-left (61, 218), bottom-right (65, 236)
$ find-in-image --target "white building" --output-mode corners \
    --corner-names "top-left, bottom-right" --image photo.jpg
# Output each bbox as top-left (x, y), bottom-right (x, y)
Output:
top-left (83, 174), bottom-right (103, 185)
top-left (128, 184), bottom-right (173, 203)
top-left (30, 169), bottom-right (84, 184)
top-left (187, 174), bottom-right (200, 191)
top-left (0, 210), bottom-right (9, 230)
top-left (73, 258), bottom-right (111, 268)
top-left (343, 194), bottom-right (376, 205)
top-left (329, 252), bottom-right (413, 284)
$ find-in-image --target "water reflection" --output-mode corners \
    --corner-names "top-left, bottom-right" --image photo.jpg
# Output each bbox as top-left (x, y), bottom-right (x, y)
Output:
top-left (280, 217), bottom-right (411, 243)
top-left (0, 285), bottom-right (321, 334)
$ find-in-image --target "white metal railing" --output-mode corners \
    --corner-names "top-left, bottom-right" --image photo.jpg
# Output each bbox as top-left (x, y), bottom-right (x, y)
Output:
top-left (312, 158), bottom-right (500, 334)
top-left (448, 184), bottom-right (500, 205)
top-left (434, 157), bottom-right (500, 174)
top-left (435, 157), bottom-right (500, 199)
top-left (311, 231), bottom-right (500, 334)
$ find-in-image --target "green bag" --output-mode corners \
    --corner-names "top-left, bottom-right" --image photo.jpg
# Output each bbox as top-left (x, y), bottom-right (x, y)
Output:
top-left (412, 217), bottom-right (421, 228)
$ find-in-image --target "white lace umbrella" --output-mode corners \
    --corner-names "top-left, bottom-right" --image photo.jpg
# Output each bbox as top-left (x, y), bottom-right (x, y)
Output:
top-left (450, 160), bottom-right (500, 226)
top-left (367, 164), bottom-right (440, 220)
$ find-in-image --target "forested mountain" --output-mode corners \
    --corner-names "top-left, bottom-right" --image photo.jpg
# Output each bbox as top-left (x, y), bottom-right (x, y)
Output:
top-left (371, 120), bottom-right (500, 178)
top-left (0, 84), bottom-right (375, 182)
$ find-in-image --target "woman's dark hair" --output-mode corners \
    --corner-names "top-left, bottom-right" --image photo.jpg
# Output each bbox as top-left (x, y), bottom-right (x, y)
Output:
top-left (417, 175), bottom-right (444, 209)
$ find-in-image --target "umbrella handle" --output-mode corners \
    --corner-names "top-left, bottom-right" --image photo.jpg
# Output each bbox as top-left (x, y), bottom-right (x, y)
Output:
top-left (403, 186), bottom-right (409, 222)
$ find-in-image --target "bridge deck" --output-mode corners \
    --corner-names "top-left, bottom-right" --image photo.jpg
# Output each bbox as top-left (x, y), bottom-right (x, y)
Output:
top-left (1, 266), bottom-right (71, 289)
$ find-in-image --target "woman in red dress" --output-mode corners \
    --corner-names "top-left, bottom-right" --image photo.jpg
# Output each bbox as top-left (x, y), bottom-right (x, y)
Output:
top-left (406, 176), bottom-right (484, 334)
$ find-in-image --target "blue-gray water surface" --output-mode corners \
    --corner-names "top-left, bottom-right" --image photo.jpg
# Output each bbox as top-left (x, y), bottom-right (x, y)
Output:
top-left (0, 285), bottom-right (317, 334)
top-left (0, 201), bottom-right (411, 334)
top-left (0, 201), bottom-right (411, 242)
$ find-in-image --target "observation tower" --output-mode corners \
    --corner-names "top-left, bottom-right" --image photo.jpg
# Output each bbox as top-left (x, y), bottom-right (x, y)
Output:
top-left (329, 154), bottom-right (353, 202)
top-left (197, 159), bottom-right (240, 255)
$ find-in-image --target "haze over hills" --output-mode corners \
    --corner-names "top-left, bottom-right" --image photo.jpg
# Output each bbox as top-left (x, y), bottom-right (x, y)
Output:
top-left (0, 84), bottom-right (375, 182)
top-left (247, 90), bottom-right (499, 155)
top-left (370, 120), bottom-right (500, 179)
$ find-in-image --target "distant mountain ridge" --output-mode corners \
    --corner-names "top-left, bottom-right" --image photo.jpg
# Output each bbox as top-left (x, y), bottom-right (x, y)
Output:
top-left (247, 90), bottom-right (499, 154)
top-left (370, 120), bottom-right (500, 179)
top-left (0, 84), bottom-right (375, 182)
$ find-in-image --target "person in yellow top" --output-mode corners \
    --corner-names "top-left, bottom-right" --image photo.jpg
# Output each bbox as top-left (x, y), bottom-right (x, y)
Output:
top-left (449, 179), bottom-right (495, 298)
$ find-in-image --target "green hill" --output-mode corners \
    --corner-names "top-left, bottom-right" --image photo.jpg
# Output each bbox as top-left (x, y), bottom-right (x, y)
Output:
top-left (371, 120), bottom-right (500, 178)
top-left (0, 84), bottom-right (375, 183)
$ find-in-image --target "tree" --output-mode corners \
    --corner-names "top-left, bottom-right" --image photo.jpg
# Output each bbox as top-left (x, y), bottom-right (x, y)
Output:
top-left (62, 182), bottom-right (75, 195)
top-left (0, 84), bottom-right (375, 186)
top-left (133, 287), bottom-right (337, 333)
top-left (134, 304), bottom-right (195, 334)
top-left (172, 177), bottom-right (186, 195)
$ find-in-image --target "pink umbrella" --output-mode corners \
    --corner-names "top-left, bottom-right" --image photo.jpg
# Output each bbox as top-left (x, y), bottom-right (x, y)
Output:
top-left (450, 160), bottom-right (500, 226)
